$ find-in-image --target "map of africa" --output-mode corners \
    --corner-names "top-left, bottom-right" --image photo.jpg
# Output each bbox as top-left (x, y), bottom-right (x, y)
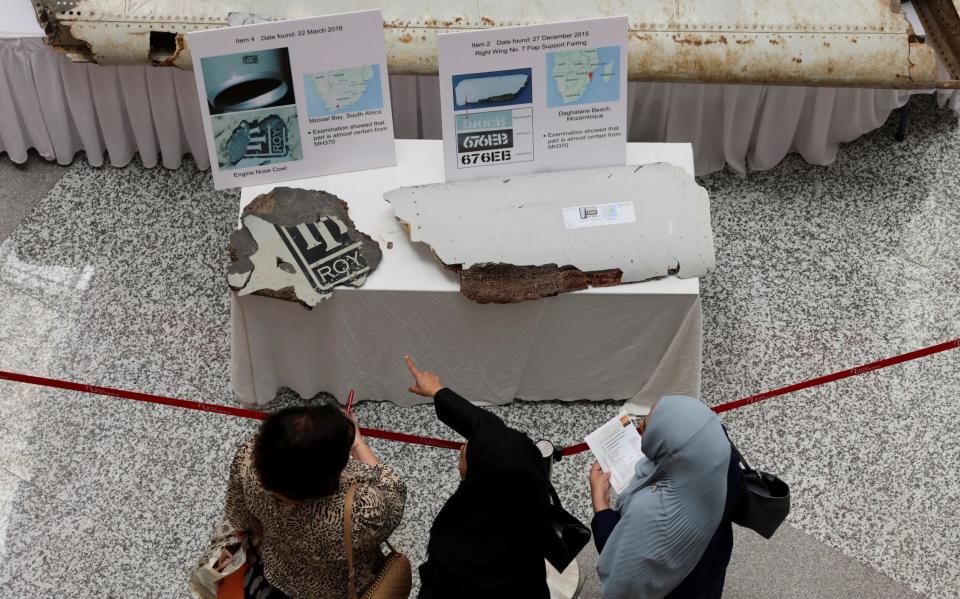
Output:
top-left (309, 65), bottom-right (375, 112)
top-left (548, 47), bottom-right (619, 106)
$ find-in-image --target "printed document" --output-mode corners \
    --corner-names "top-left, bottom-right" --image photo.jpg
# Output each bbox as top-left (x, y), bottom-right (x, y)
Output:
top-left (585, 412), bottom-right (647, 493)
top-left (188, 10), bottom-right (396, 189)
top-left (436, 16), bottom-right (628, 181)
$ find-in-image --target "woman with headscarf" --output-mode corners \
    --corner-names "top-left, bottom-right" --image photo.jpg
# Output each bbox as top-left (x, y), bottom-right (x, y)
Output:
top-left (403, 355), bottom-right (552, 599)
top-left (588, 395), bottom-right (742, 599)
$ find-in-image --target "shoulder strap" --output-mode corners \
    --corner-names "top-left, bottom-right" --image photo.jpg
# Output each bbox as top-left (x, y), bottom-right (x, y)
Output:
top-left (548, 482), bottom-right (562, 507)
top-left (722, 425), bottom-right (753, 471)
top-left (344, 481), bottom-right (358, 599)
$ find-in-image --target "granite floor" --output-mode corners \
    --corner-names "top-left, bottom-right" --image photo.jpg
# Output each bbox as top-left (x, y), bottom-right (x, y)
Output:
top-left (0, 95), bottom-right (957, 599)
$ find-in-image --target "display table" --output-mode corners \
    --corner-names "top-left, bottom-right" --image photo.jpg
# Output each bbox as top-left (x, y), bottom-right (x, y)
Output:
top-left (232, 140), bottom-right (702, 413)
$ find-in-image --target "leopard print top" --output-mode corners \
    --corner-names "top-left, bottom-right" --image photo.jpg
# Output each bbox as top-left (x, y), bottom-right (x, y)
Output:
top-left (224, 437), bottom-right (406, 599)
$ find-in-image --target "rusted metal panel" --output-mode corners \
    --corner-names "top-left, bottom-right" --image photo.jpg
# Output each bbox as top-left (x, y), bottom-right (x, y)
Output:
top-left (32, 0), bottom-right (960, 88)
top-left (912, 0), bottom-right (960, 79)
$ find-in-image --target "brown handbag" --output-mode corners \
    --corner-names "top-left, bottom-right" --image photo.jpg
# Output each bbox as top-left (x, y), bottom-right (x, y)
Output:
top-left (343, 482), bottom-right (412, 599)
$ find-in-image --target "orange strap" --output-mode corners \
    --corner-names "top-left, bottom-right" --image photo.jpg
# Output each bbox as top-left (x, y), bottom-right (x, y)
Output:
top-left (216, 562), bottom-right (247, 599)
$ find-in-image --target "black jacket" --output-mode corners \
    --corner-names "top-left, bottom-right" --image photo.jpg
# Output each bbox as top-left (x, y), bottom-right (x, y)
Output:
top-left (417, 388), bottom-right (551, 599)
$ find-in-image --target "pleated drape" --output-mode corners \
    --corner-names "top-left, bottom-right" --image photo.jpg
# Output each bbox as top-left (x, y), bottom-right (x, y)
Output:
top-left (1, 37), bottom-right (956, 177)
top-left (0, 38), bottom-right (208, 169)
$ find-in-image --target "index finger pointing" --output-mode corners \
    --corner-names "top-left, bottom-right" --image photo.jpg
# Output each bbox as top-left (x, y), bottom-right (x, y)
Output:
top-left (404, 355), bottom-right (419, 376)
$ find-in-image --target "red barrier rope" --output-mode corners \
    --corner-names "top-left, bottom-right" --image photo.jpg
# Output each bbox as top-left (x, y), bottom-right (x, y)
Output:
top-left (559, 337), bottom-right (960, 456)
top-left (709, 337), bottom-right (960, 414)
top-left (1, 337), bottom-right (957, 457)
top-left (0, 370), bottom-right (464, 450)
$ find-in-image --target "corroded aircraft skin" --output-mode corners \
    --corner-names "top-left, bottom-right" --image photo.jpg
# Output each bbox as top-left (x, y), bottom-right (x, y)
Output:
top-left (32, 0), bottom-right (960, 88)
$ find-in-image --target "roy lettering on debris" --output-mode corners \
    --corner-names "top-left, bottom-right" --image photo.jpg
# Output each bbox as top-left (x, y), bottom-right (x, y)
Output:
top-left (279, 218), bottom-right (371, 290)
top-left (228, 187), bottom-right (382, 308)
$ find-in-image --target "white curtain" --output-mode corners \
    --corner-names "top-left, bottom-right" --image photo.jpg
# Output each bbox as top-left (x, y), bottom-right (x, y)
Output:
top-left (0, 38), bottom-right (208, 169)
top-left (2, 37), bottom-right (957, 176)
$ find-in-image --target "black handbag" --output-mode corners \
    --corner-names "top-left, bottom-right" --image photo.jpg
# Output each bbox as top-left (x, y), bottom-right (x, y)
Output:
top-left (726, 429), bottom-right (790, 539)
top-left (542, 484), bottom-right (591, 572)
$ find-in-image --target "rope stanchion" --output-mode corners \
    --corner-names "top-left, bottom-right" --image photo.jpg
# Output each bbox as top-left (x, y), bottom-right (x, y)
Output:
top-left (1, 337), bottom-right (957, 456)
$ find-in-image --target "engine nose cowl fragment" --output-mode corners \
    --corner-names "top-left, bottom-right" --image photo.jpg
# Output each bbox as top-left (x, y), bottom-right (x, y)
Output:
top-left (385, 163), bottom-right (715, 304)
top-left (228, 187), bottom-right (382, 308)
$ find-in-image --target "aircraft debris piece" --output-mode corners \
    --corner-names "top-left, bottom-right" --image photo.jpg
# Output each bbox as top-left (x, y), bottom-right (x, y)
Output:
top-left (385, 163), bottom-right (715, 304)
top-left (228, 187), bottom-right (381, 308)
top-left (33, 0), bottom-right (960, 89)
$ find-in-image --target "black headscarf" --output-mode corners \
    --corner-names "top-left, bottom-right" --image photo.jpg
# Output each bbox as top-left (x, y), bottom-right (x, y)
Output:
top-left (418, 388), bottom-right (551, 599)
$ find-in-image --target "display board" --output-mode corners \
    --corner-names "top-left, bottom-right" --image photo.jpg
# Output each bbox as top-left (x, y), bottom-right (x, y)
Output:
top-left (187, 10), bottom-right (396, 189)
top-left (437, 16), bottom-right (628, 181)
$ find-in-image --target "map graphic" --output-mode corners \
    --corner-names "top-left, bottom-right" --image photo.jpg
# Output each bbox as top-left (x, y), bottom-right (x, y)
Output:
top-left (302, 64), bottom-right (384, 117)
top-left (547, 46), bottom-right (620, 107)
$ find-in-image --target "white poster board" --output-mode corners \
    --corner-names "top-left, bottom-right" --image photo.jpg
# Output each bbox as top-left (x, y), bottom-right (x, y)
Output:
top-left (188, 10), bottom-right (396, 190)
top-left (437, 16), bottom-right (628, 181)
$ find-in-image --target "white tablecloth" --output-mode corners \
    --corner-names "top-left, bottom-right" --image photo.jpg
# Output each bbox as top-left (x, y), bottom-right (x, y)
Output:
top-left (232, 140), bottom-right (702, 413)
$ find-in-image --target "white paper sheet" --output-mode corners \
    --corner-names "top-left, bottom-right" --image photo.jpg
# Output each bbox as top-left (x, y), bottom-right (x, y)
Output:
top-left (585, 412), bottom-right (647, 493)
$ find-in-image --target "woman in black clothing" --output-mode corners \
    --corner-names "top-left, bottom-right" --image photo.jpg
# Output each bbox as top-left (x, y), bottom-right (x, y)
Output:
top-left (404, 355), bottom-right (552, 599)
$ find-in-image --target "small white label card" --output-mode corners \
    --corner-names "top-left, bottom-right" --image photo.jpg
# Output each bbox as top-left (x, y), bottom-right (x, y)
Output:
top-left (563, 201), bottom-right (636, 230)
top-left (437, 16), bottom-right (628, 181)
top-left (188, 10), bottom-right (396, 190)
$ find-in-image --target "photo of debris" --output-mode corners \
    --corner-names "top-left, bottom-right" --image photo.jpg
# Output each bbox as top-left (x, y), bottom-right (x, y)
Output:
top-left (451, 68), bottom-right (533, 111)
top-left (200, 47), bottom-right (296, 115)
top-left (211, 105), bottom-right (303, 170)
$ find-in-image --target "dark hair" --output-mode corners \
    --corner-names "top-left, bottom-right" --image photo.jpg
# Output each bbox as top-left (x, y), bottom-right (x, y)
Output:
top-left (253, 404), bottom-right (354, 500)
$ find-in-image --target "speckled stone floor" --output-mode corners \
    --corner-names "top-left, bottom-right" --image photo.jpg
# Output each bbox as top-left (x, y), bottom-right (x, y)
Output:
top-left (0, 95), bottom-right (957, 599)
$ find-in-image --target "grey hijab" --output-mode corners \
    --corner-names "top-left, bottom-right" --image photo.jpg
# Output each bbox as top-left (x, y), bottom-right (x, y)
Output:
top-left (597, 395), bottom-right (731, 599)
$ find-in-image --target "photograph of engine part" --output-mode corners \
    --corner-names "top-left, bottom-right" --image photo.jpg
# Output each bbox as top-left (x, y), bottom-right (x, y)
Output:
top-left (200, 47), bottom-right (296, 114)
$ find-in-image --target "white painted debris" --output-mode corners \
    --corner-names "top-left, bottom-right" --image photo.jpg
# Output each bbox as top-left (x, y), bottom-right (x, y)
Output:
top-left (228, 187), bottom-right (382, 308)
top-left (386, 162), bottom-right (715, 285)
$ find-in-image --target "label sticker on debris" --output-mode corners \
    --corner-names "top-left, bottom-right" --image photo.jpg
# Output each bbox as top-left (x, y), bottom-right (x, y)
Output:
top-left (563, 201), bottom-right (635, 229)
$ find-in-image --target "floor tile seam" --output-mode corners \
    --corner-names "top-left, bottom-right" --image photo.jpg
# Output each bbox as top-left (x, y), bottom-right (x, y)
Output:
top-left (0, 448), bottom-right (227, 551)
top-left (752, 522), bottom-right (928, 596)
top-left (0, 280), bottom-right (74, 318)
top-left (0, 464), bottom-right (100, 525)
top-left (789, 518), bottom-right (937, 598)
